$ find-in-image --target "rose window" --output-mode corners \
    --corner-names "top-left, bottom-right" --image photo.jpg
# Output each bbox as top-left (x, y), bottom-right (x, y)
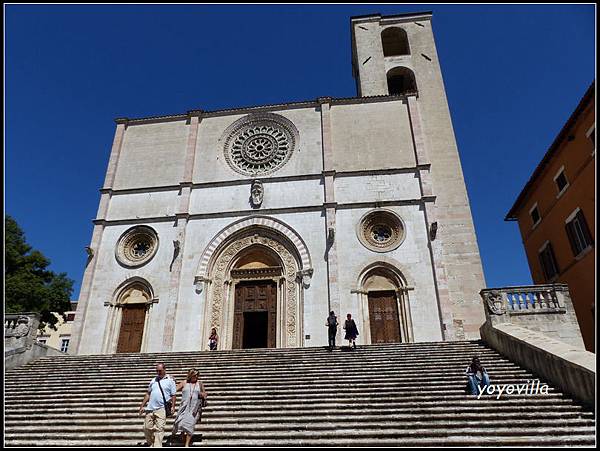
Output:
top-left (223, 113), bottom-right (298, 176)
top-left (372, 225), bottom-right (393, 243)
top-left (131, 240), bottom-right (151, 258)
top-left (358, 210), bottom-right (405, 252)
top-left (116, 226), bottom-right (159, 267)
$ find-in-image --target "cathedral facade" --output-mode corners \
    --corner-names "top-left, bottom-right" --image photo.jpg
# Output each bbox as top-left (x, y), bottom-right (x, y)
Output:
top-left (71, 11), bottom-right (486, 355)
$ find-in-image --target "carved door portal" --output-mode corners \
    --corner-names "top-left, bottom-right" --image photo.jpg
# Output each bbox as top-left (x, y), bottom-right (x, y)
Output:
top-left (233, 280), bottom-right (277, 349)
top-left (116, 304), bottom-right (146, 353)
top-left (368, 291), bottom-right (401, 344)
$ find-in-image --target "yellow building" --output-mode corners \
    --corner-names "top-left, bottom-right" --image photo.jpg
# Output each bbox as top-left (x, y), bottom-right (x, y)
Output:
top-left (37, 302), bottom-right (78, 353)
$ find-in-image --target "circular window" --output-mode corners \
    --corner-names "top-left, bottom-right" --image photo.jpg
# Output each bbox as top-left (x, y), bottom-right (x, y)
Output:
top-left (222, 113), bottom-right (298, 176)
top-left (357, 209), bottom-right (405, 252)
top-left (116, 226), bottom-right (159, 268)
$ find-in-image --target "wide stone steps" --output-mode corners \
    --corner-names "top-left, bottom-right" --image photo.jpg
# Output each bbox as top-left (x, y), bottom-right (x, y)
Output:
top-left (5, 410), bottom-right (594, 425)
top-left (5, 386), bottom-right (562, 404)
top-left (6, 435), bottom-right (595, 447)
top-left (3, 340), bottom-right (595, 447)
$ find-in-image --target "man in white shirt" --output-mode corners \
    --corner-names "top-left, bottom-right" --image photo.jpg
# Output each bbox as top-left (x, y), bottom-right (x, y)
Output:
top-left (139, 362), bottom-right (177, 447)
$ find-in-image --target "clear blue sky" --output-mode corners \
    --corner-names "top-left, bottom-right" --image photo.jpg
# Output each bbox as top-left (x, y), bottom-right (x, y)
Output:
top-left (5, 4), bottom-right (595, 300)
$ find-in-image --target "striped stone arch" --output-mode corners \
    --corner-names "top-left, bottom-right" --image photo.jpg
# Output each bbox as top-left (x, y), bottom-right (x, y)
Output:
top-left (196, 215), bottom-right (312, 279)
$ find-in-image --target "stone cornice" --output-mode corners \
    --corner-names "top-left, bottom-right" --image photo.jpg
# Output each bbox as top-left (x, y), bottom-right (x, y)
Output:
top-left (93, 197), bottom-right (437, 226)
top-left (102, 166), bottom-right (425, 196)
top-left (118, 94), bottom-right (414, 126)
top-left (350, 11), bottom-right (433, 25)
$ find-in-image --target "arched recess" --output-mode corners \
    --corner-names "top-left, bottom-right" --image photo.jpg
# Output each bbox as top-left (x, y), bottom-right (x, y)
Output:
top-left (387, 66), bottom-right (417, 96)
top-left (195, 216), bottom-right (313, 351)
top-left (381, 27), bottom-right (410, 56)
top-left (102, 277), bottom-right (158, 354)
top-left (355, 261), bottom-right (414, 344)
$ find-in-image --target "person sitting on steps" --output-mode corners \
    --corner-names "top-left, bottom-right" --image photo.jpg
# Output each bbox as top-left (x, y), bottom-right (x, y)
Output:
top-left (465, 356), bottom-right (490, 395)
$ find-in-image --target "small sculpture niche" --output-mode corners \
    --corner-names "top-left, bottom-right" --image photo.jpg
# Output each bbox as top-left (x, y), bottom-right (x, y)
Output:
top-left (250, 180), bottom-right (264, 208)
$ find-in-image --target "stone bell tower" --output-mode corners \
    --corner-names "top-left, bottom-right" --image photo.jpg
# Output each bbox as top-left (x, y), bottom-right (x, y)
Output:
top-left (351, 12), bottom-right (487, 340)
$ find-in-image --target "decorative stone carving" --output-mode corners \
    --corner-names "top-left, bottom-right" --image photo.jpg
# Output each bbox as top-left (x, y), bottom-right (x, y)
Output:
top-left (296, 268), bottom-right (314, 289)
top-left (85, 246), bottom-right (94, 259)
top-left (357, 209), bottom-right (406, 253)
top-left (194, 276), bottom-right (210, 294)
top-left (250, 180), bottom-right (264, 208)
top-left (4, 314), bottom-right (38, 351)
top-left (170, 240), bottom-right (180, 271)
top-left (429, 221), bottom-right (438, 241)
top-left (222, 113), bottom-right (299, 176)
top-left (482, 290), bottom-right (506, 315)
top-left (115, 226), bottom-right (159, 268)
top-left (6, 316), bottom-right (31, 338)
top-left (207, 229), bottom-right (301, 346)
top-left (327, 227), bottom-right (335, 242)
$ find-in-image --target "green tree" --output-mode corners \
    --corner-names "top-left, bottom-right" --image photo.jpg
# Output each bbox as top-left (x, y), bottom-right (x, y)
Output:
top-left (5, 215), bottom-right (74, 329)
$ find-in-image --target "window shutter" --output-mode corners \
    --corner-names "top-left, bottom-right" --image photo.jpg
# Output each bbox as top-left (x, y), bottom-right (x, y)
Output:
top-left (576, 211), bottom-right (593, 248)
top-left (565, 221), bottom-right (579, 256)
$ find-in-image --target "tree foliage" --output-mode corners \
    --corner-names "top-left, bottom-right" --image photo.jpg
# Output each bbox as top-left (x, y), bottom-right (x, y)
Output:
top-left (5, 215), bottom-right (74, 329)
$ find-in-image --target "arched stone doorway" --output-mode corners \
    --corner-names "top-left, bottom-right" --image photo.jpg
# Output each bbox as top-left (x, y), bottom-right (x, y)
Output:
top-left (231, 246), bottom-right (281, 349)
top-left (196, 218), bottom-right (312, 350)
top-left (102, 279), bottom-right (157, 353)
top-left (356, 263), bottom-right (414, 344)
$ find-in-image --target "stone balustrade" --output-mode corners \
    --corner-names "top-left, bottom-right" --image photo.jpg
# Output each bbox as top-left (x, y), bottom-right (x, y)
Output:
top-left (481, 284), bottom-right (567, 316)
top-left (480, 284), bottom-right (583, 348)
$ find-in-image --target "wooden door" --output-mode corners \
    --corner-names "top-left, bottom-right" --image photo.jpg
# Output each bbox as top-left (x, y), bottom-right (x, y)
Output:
top-left (233, 280), bottom-right (277, 349)
top-left (116, 304), bottom-right (146, 353)
top-left (368, 291), bottom-right (401, 344)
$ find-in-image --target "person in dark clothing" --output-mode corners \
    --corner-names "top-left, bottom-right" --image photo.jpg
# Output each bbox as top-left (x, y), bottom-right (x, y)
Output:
top-left (343, 313), bottom-right (359, 350)
top-left (325, 311), bottom-right (338, 351)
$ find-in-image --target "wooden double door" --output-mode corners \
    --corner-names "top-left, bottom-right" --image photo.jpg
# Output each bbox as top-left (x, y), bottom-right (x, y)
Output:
top-left (368, 291), bottom-right (402, 344)
top-left (116, 304), bottom-right (146, 353)
top-left (233, 280), bottom-right (277, 349)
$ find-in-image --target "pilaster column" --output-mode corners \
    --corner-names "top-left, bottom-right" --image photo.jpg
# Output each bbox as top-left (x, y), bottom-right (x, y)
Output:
top-left (406, 94), bottom-right (455, 340)
top-left (318, 97), bottom-right (341, 332)
top-left (161, 110), bottom-right (202, 350)
top-left (72, 118), bottom-right (128, 354)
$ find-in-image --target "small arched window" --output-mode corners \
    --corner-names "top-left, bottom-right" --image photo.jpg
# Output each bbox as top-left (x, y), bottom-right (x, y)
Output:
top-left (381, 27), bottom-right (410, 57)
top-left (386, 67), bottom-right (417, 95)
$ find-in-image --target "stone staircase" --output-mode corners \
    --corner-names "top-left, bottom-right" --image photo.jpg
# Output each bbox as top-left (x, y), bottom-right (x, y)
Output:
top-left (4, 340), bottom-right (596, 447)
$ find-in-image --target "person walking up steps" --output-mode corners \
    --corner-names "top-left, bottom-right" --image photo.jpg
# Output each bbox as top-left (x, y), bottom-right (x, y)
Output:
top-left (325, 311), bottom-right (338, 351)
top-left (343, 313), bottom-right (359, 350)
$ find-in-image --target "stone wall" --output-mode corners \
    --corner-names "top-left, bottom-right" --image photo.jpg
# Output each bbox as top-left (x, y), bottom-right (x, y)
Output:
top-left (351, 13), bottom-right (487, 340)
top-left (5, 313), bottom-right (65, 369)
